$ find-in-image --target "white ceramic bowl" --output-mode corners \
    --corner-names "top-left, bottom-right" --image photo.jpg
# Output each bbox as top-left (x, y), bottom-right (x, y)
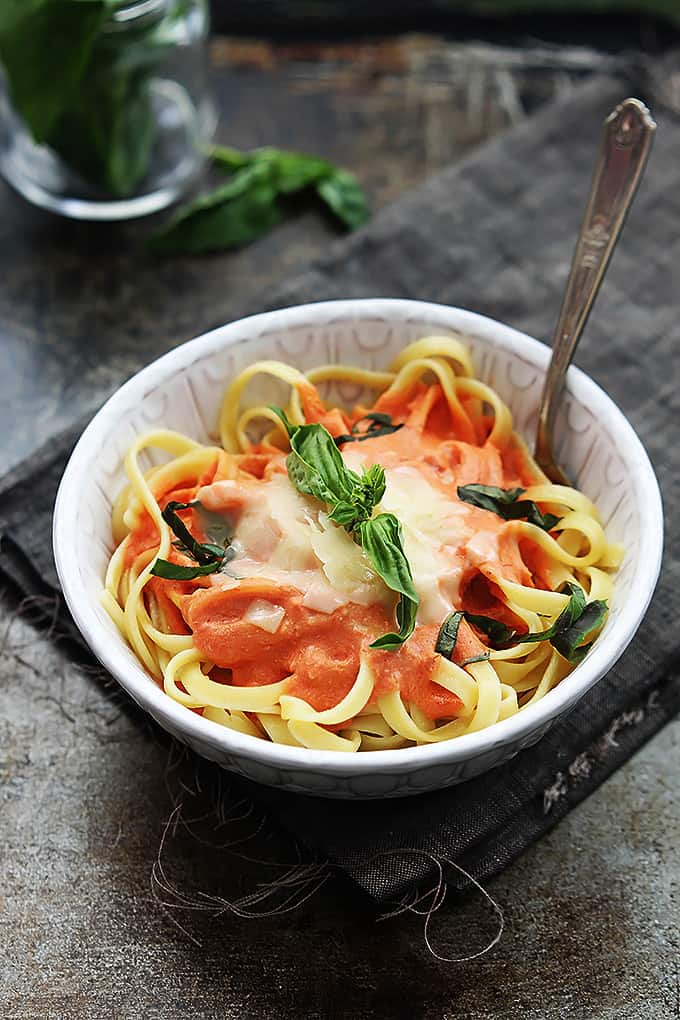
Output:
top-left (53, 299), bottom-right (663, 799)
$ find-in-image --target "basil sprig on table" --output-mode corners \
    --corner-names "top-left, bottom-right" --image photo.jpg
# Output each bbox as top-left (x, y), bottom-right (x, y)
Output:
top-left (148, 145), bottom-right (370, 255)
top-left (272, 407), bottom-right (418, 649)
top-left (334, 412), bottom-right (404, 447)
top-left (150, 500), bottom-right (236, 581)
top-left (436, 582), bottom-right (608, 667)
top-left (457, 483), bottom-right (561, 532)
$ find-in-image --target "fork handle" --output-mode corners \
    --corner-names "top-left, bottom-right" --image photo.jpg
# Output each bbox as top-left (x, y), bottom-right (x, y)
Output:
top-left (535, 98), bottom-right (656, 472)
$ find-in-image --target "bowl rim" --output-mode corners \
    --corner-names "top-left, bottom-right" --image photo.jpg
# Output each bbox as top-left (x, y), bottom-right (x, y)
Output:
top-left (53, 298), bottom-right (664, 775)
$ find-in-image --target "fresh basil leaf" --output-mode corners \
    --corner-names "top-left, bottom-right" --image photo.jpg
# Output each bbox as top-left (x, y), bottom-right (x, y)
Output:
top-left (326, 500), bottom-right (360, 529)
top-left (52, 57), bottom-right (155, 197)
top-left (0, 0), bottom-right (111, 143)
top-left (457, 483), bottom-right (560, 532)
top-left (336, 413), bottom-right (404, 446)
top-left (328, 464), bottom-right (386, 527)
top-left (269, 404), bottom-right (295, 437)
top-left (554, 581), bottom-right (587, 628)
top-left (360, 463), bottom-right (387, 507)
top-left (457, 483), bottom-right (526, 512)
top-left (435, 583), bottom-right (607, 666)
top-left (150, 146), bottom-right (370, 254)
top-left (287, 422), bottom-right (358, 507)
top-left (193, 503), bottom-right (235, 552)
top-left (271, 408), bottom-right (416, 647)
top-left (162, 501), bottom-right (216, 566)
top-left (499, 500), bottom-right (561, 532)
top-left (464, 613), bottom-right (518, 647)
top-left (317, 168), bottom-right (370, 230)
top-left (272, 407), bottom-right (385, 530)
top-left (0, 0), bottom-right (179, 196)
top-left (211, 145), bottom-right (333, 193)
top-left (551, 598), bottom-right (608, 663)
top-left (161, 499), bottom-right (235, 573)
top-left (435, 611), bottom-right (464, 658)
top-left (208, 144), bottom-right (251, 173)
top-left (150, 558), bottom-right (223, 580)
top-left (352, 413), bottom-right (397, 433)
top-left (148, 162), bottom-right (283, 254)
top-left (359, 514), bottom-right (419, 649)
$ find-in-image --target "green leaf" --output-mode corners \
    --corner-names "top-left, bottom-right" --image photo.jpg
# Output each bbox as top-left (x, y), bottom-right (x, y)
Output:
top-left (328, 464), bottom-right (386, 527)
top-left (269, 404), bottom-right (295, 437)
top-left (286, 423), bottom-right (358, 507)
top-left (148, 163), bottom-right (283, 254)
top-left (464, 612), bottom-right (518, 647)
top-left (161, 500), bottom-right (218, 566)
top-left (435, 583), bottom-right (607, 666)
top-left (335, 412), bottom-right (404, 447)
top-left (51, 58), bottom-right (155, 197)
top-left (150, 145), bottom-right (369, 254)
top-left (194, 504), bottom-right (235, 552)
top-left (457, 483), bottom-right (561, 531)
top-left (317, 168), bottom-right (370, 230)
top-left (435, 611), bottom-right (464, 658)
top-left (271, 408), bottom-right (416, 648)
top-left (158, 499), bottom-right (235, 573)
top-left (0, 0), bottom-right (113, 143)
top-left (211, 145), bottom-right (333, 193)
top-left (457, 483), bottom-right (526, 512)
top-left (150, 558), bottom-right (223, 580)
top-left (0, 0), bottom-right (174, 196)
top-left (551, 596), bottom-right (608, 663)
top-left (359, 514), bottom-right (419, 649)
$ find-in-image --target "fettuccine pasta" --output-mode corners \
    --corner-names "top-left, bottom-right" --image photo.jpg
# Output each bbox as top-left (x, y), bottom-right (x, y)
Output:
top-left (102, 336), bottom-right (622, 751)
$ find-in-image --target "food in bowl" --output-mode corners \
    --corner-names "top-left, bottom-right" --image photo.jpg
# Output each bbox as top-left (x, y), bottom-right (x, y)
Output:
top-left (101, 334), bottom-right (622, 752)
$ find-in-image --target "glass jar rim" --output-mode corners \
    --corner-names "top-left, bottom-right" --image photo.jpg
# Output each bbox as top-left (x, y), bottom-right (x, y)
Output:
top-left (110, 0), bottom-right (169, 26)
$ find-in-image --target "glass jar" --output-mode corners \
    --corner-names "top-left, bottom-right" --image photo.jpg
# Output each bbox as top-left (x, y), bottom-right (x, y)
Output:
top-left (0, 0), bottom-right (216, 220)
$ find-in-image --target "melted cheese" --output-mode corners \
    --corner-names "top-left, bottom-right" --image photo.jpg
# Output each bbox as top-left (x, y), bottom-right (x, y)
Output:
top-left (378, 464), bottom-right (483, 623)
top-left (198, 472), bottom-right (387, 610)
top-left (244, 599), bottom-right (286, 633)
top-left (198, 449), bottom-right (496, 625)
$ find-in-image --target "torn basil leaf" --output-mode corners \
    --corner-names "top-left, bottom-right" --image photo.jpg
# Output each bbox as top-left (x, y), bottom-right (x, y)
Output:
top-left (271, 407), bottom-right (385, 532)
top-left (150, 558), bottom-right (224, 580)
top-left (152, 499), bottom-right (235, 580)
top-left (457, 483), bottom-right (561, 532)
top-left (271, 407), bottom-right (417, 648)
top-left (434, 611), bottom-right (464, 658)
top-left (551, 596), bottom-right (608, 663)
top-left (359, 514), bottom-right (419, 650)
top-left (436, 583), bottom-right (607, 666)
top-left (148, 146), bottom-right (370, 254)
top-left (464, 612), bottom-right (519, 647)
top-left (335, 412), bottom-right (404, 447)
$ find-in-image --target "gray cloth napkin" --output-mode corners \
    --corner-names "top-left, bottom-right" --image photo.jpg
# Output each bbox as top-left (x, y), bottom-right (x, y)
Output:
top-left (1, 73), bottom-right (678, 903)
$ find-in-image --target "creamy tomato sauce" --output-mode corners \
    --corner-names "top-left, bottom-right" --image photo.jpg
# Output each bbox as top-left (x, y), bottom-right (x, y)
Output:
top-left (132, 381), bottom-right (551, 722)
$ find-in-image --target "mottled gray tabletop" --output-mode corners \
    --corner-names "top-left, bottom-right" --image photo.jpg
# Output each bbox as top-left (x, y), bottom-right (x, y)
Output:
top-left (1, 37), bottom-right (678, 1020)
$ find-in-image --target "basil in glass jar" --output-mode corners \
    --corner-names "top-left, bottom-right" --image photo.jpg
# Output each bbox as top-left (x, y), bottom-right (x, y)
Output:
top-left (0, 0), bottom-right (216, 220)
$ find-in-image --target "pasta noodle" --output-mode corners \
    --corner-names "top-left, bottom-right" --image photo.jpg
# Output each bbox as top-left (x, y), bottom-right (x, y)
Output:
top-left (102, 336), bottom-right (622, 751)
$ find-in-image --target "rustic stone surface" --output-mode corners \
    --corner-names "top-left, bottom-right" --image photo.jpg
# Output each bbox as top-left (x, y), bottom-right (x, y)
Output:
top-left (1, 37), bottom-right (678, 1019)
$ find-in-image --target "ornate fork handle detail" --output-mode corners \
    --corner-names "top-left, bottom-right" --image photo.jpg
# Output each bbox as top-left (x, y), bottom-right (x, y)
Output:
top-left (535, 98), bottom-right (656, 484)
